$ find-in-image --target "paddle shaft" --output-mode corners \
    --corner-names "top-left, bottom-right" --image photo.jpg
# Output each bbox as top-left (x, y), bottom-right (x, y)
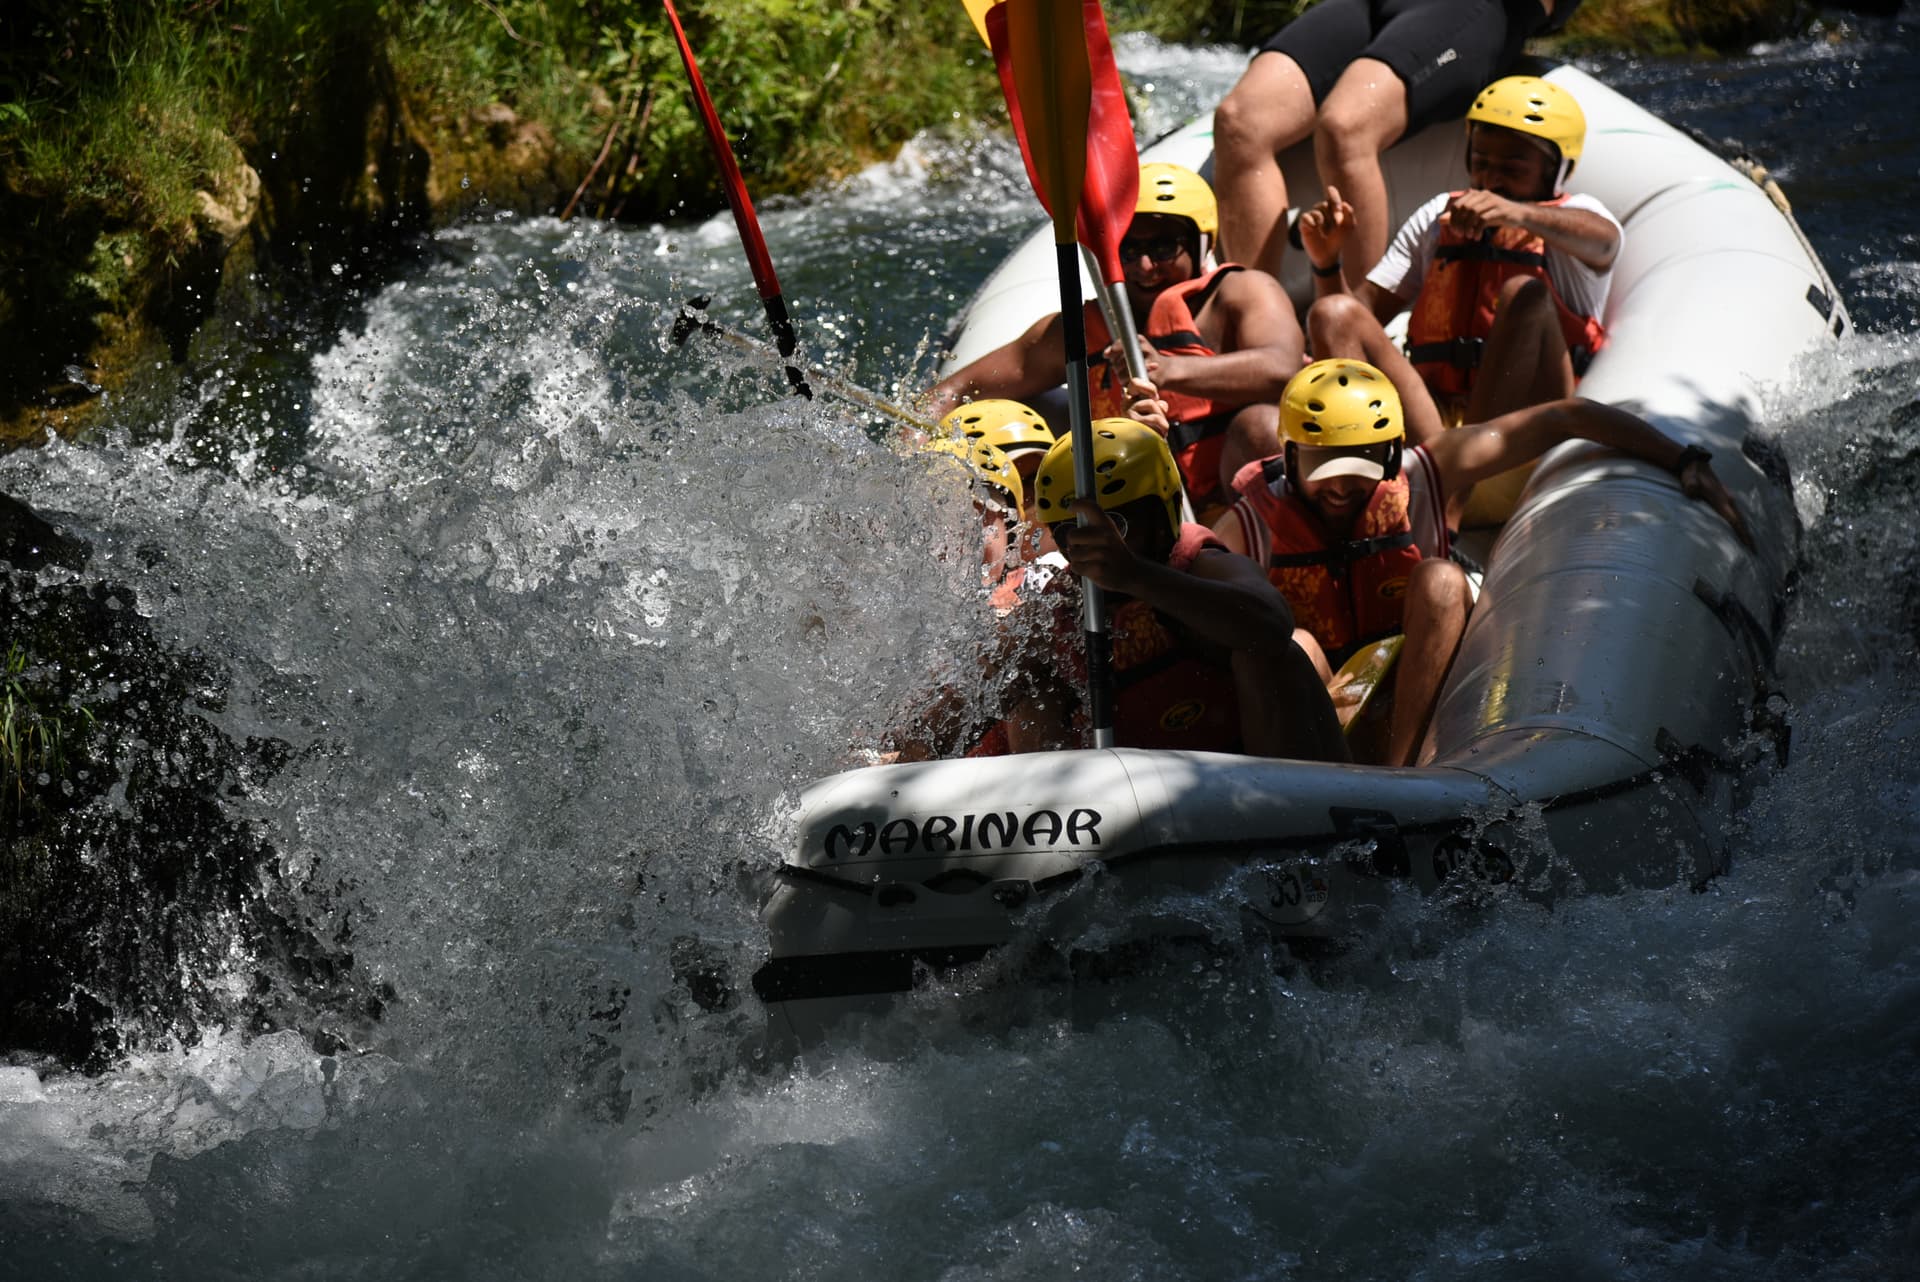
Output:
top-left (661, 0), bottom-right (811, 399)
top-left (990, 0), bottom-right (1117, 748)
top-left (673, 302), bottom-right (939, 435)
top-left (1057, 244), bottom-right (1115, 746)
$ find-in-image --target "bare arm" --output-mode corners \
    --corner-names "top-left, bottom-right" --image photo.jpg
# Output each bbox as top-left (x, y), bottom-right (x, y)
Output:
top-left (1298, 185), bottom-right (1354, 300)
top-left (1140, 270), bottom-right (1305, 406)
top-left (1061, 501), bottom-right (1297, 653)
top-left (925, 311), bottom-right (1068, 423)
top-left (1208, 501), bottom-right (1254, 557)
top-left (1442, 190), bottom-right (1621, 273)
top-left (1428, 398), bottom-right (1754, 544)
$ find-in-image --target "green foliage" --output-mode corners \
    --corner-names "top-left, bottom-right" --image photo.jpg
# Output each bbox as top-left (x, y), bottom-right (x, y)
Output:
top-left (4, 8), bottom-right (242, 248)
top-left (1550, 0), bottom-right (1806, 55)
top-left (1105, 0), bottom-right (1312, 47)
top-left (0, 0), bottom-right (1000, 241)
top-left (384, 0), bottom-right (608, 154)
top-left (594, 2), bottom-right (997, 213)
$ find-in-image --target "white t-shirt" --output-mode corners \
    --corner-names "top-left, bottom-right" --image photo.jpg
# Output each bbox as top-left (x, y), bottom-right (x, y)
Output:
top-left (1366, 191), bottom-right (1624, 322)
top-left (1222, 444), bottom-right (1451, 563)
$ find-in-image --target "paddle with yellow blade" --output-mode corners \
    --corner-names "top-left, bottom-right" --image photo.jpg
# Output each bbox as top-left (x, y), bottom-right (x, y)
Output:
top-left (967, 0), bottom-right (1149, 386)
top-left (662, 0), bottom-right (811, 399)
top-left (986, 0), bottom-right (1117, 746)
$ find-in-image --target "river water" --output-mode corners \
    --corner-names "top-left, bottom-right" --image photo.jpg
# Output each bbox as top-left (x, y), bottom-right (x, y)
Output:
top-left (3, 16), bottom-right (1918, 1280)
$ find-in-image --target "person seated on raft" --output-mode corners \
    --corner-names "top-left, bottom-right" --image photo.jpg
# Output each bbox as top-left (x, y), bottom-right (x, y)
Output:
top-left (1298, 75), bottom-right (1621, 519)
top-left (925, 433), bottom-right (1030, 612)
top-left (926, 164), bottom-right (1304, 518)
top-left (1210, 0), bottom-right (1580, 286)
top-left (939, 398), bottom-right (1062, 561)
top-left (872, 437), bottom-right (1042, 765)
top-left (990, 418), bottom-right (1347, 762)
top-left (1211, 358), bottom-right (1753, 767)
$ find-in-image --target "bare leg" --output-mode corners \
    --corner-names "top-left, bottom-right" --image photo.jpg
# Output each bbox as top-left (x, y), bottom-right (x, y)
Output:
top-left (1213, 52), bottom-right (1317, 277)
top-left (1466, 276), bottom-right (1578, 423)
top-left (1451, 278), bottom-right (1579, 526)
top-left (1219, 402), bottom-right (1283, 498)
top-left (1313, 58), bottom-right (1409, 286)
top-left (1305, 293), bottom-right (1447, 448)
top-left (1235, 642), bottom-right (1351, 762)
top-left (1386, 558), bottom-right (1471, 766)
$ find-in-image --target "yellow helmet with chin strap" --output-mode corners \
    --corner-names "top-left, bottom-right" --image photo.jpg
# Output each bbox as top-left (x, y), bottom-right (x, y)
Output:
top-left (1466, 75), bottom-right (1586, 193)
top-left (938, 398), bottom-right (1056, 461)
top-left (1136, 163), bottom-right (1217, 260)
top-left (1033, 418), bottom-right (1185, 538)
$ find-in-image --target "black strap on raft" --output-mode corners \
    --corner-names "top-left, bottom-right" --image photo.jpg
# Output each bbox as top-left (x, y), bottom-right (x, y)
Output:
top-left (1406, 335), bottom-right (1485, 371)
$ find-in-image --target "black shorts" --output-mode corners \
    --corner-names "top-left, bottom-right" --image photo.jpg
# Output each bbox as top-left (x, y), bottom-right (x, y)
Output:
top-left (1258, 0), bottom-right (1552, 136)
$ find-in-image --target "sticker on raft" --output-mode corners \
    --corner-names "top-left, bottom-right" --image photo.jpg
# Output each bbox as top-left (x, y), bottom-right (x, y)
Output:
top-left (1252, 866), bottom-right (1331, 926)
top-left (816, 808), bottom-right (1104, 864)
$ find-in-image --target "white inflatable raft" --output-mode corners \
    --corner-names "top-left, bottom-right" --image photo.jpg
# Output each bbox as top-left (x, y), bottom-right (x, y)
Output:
top-left (752, 62), bottom-right (1847, 1038)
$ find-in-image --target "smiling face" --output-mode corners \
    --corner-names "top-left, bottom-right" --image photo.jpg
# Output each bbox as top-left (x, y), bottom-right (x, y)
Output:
top-left (1467, 124), bottom-right (1560, 201)
top-left (1118, 212), bottom-right (1200, 310)
top-left (1298, 470), bottom-right (1382, 528)
top-left (1290, 442), bottom-right (1392, 529)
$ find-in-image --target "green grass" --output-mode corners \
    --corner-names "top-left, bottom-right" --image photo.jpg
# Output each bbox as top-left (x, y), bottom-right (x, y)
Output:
top-left (5, 10), bottom-right (240, 252)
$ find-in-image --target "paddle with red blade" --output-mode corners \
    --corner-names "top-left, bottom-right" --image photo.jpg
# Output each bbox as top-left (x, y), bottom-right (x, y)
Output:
top-left (1071, 2), bottom-right (1149, 385)
top-left (975, 0), bottom-right (1147, 384)
top-left (988, 0), bottom-right (1115, 748)
top-left (662, 0), bottom-right (811, 399)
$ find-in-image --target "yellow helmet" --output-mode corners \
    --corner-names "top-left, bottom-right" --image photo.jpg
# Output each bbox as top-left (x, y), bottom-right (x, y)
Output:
top-left (1033, 418), bottom-right (1184, 538)
top-left (1137, 163), bottom-right (1217, 239)
top-left (938, 398), bottom-right (1056, 460)
top-left (930, 436), bottom-right (1023, 512)
top-left (1466, 75), bottom-right (1586, 191)
top-left (1280, 359), bottom-right (1405, 449)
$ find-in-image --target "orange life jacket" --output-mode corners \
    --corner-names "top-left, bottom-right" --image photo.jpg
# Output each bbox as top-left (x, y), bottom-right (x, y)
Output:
top-left (1236, 458), bottom-right (1421, 659)
top-left (1405, 194), bottom-right (1608, 400)
top-left (1087, 267), bottom-right (1246, 506)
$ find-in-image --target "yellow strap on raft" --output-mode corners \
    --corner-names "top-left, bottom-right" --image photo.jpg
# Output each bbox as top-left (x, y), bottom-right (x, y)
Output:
top-left (1329, 634), bottom-right (1404, 734)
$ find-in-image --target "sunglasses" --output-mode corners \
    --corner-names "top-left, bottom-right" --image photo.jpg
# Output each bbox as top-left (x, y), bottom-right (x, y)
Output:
top-left (1044, 511), bottom-right (1128, 547)
top-left (1118, 235), bottom-right (1188, 264)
